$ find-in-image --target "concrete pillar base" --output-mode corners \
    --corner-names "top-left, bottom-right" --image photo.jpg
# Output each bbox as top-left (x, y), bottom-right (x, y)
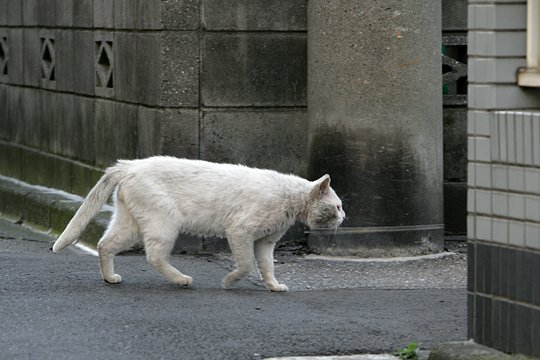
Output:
top-left (307, 226), bottom-right (444, 258)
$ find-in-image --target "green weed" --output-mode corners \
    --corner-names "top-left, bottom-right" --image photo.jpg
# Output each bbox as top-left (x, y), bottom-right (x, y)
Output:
top-left (394, 342), bottom-right (418, 360)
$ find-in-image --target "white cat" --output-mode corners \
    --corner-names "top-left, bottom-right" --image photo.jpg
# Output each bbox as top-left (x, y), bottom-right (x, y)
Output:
top-left (52, 156), bottom-right (345, 291)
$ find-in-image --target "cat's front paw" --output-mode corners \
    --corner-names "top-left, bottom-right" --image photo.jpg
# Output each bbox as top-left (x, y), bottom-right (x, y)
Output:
top-left (221, 278), bottom-right (235, 289)
top-left (267, 283), bottom-right (289, 292)
top-left (173, 275), bottom-right (193, 286)
top-left (104, 274), bottom-right (122, 284)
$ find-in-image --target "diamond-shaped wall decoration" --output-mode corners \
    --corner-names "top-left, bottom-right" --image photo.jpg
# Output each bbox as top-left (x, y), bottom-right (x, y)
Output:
top-left (95, 40), bottom-right (113, 88)
top-left (41, 37), bottom-right (55, 81)
top-left (0, 36), bottom-right (7, 77)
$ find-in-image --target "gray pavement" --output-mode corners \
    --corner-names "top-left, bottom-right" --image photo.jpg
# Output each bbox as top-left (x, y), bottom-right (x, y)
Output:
top-left (0, 217), bottom-right (467, 360)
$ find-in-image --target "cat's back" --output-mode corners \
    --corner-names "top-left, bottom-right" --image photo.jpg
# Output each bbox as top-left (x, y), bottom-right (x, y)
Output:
top-left (117, 156), bottom-right (300, 188)
top-left (115, 157), bottom-right (310, 235)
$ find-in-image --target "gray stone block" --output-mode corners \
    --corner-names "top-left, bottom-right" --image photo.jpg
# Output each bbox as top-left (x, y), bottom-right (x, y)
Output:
top-left (133, 33), bottom-right (166, 105)
top-left (22, 28), bottom-right (40, 87)
top-left (95, 99), bottom-right (138, 167)
top-left (155, 32), bottom-right (198, 107)
top-left (0, 0), bottom-right (7, 26)
top-left (161, 0), bottom-right (200, 30)
top-left (0, 141), bottom-right (23, 180)
top-left (113, 101), bottom-right (139, 161)
top-left (37, 0), bottom-right (56, 27)
top-left (135, 0), bottom-right (162, 29)
top-left (22, 0), bottom-right (38, 26)
top-left (55, 0), bottom-right (73, 27)
top-left (160, 108), bottom-right (199, 159)
top-left (7, 0), bottom-right (22, 26)
top-left (130, 34), bottom-right (160, 100)
top-left (73, 0), bottom-right (93, 28)
top-left (114, 0), bottom-right (199, 30)
top-left (72, 30), bottom-right (94, 95)
top-left (20, 148), bottom-right (56, 188)
top-left (94, 0), bottom-right (114, 29)
top-left (39, 90), bottom-right (56, 153)
top-left (6, 85), bottom-right (24, 143)
top-left (55, 29), bottom-right (74, 92)
top-left (114, 0), bottom-right (137, 29)
top-left (21, 87), bottom-right (41, 149)
top-left (73, 96), bottom-right (95, 164)
top-left (31, 159), bottom-right (76, 204)
top-left (117, 32), bottom-right (198, 106)
top-left (113, 32), bottom-right (137, 102)
top-left (94, 98), bottom-right (116, 167)
top-left (8, 29), bottom-right (23, 85)
top-left (201, 110), bottom-right (308, 175)
top-left (0, 85), bottom-right (7, 140)
top-left (201, 33), bottom-right (306, 107)
top-left (50, 153), bottom-right (74, 192)
top-left (54, 93), bottom-right (77, 158)
top-left (137, 106), bottom-right (162, 158)
top-left (202, 0), bottom-right (306, 31)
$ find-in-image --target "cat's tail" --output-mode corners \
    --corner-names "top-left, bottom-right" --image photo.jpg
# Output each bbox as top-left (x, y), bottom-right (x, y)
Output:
top-left (52, 167), bottom-right (120, 253)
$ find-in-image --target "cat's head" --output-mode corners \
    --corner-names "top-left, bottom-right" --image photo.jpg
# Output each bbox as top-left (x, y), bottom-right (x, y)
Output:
top-left (305, 175), bottom-right (345, 230)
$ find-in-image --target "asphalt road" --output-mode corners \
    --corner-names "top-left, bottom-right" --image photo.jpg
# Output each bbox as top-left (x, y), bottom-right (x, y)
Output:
top-left (0, 217), bottom-right (467, 360)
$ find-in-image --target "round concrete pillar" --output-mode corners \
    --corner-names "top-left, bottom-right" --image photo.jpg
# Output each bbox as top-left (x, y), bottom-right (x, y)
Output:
top-left (307, 0), bottom-right (444, 256)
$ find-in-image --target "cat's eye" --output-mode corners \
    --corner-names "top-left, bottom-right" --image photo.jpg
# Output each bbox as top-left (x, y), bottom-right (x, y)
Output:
top-left (336, 205), bottom-right (342, 211)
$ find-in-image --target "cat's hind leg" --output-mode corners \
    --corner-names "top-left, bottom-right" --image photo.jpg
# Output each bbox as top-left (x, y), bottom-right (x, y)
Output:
top-left (143, 230), bottom-right (193, 286)
top-left (222, 235), bottom-right (256, 289)
top-left (254, 233), bottom-right (288, 292)
top-left (97, 199), bottom-right (140, 284)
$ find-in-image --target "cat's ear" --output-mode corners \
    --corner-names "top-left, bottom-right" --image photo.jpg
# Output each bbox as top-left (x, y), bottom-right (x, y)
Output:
top-left (312, 174), bottom-right (331, 197)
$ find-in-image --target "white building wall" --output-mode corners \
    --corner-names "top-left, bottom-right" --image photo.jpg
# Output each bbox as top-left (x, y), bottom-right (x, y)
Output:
top-left (468, 0), bottom-right (540, 356)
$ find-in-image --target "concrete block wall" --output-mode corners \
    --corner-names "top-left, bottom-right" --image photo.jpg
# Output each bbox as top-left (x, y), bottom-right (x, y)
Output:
top-left (0, 0), bottom-right (308, 198)
top-left (468, 0), bottom-right (540, 357)
top-left (199, 0), bottom-right (308, 176)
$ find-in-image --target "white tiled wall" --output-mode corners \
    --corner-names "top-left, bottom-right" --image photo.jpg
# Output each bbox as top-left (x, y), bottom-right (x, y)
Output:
top-left (468, 1), bottom-right (540, 353)
top-left (468, 0), bottom-right (540, 251)
top-left (468, 111), bottom-right (540, 251)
